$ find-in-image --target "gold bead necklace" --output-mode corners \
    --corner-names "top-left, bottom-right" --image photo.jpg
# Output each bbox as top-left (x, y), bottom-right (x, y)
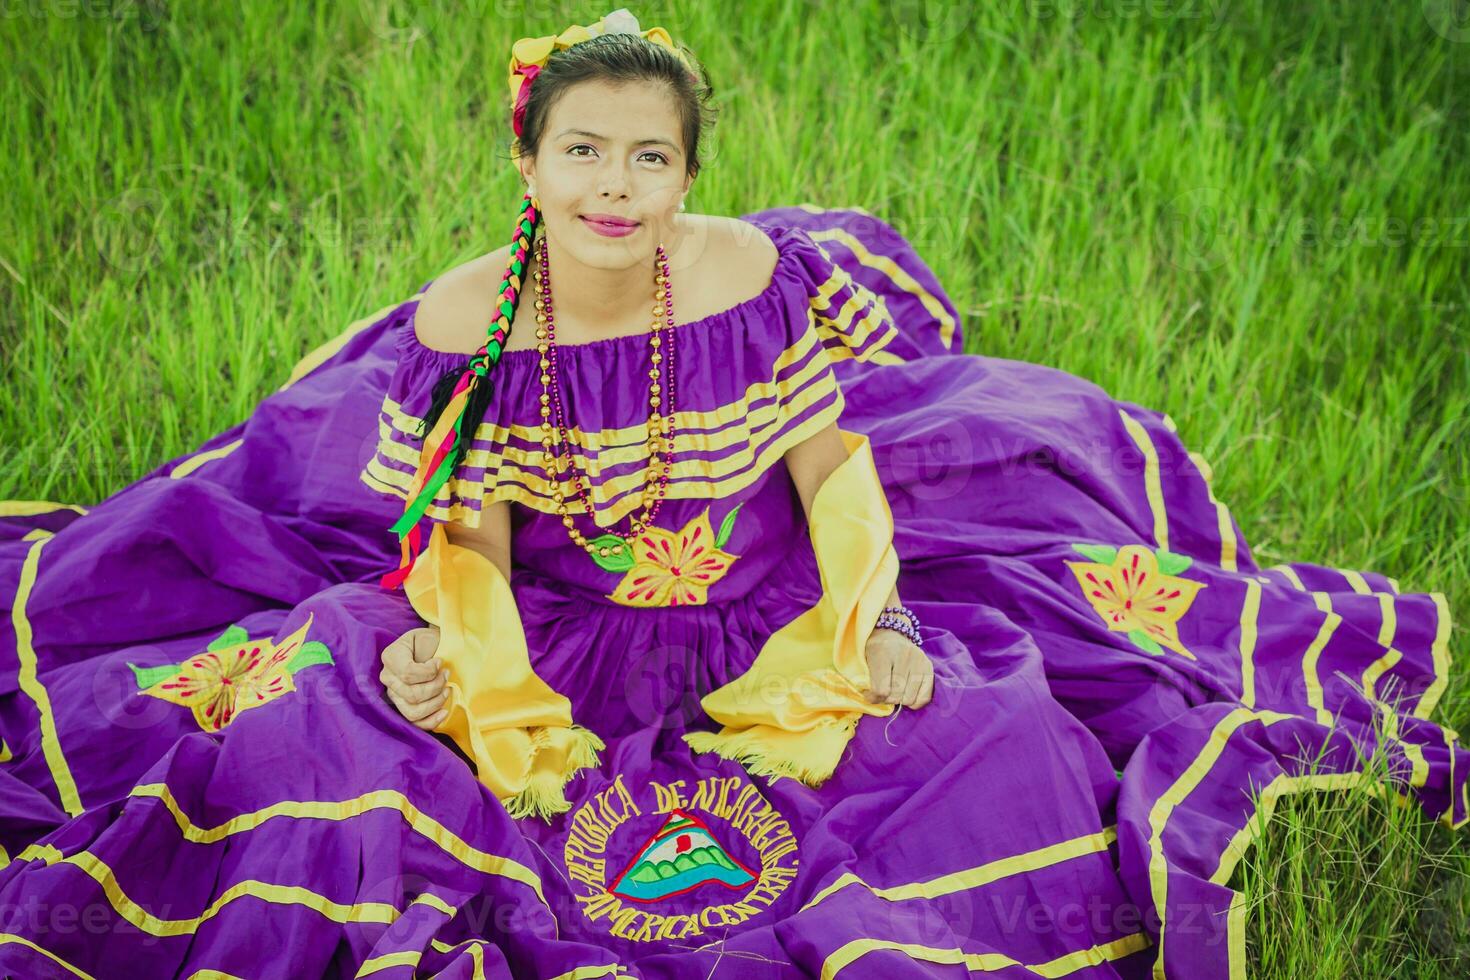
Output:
top-left (532, 232), bottom-right (678, 563)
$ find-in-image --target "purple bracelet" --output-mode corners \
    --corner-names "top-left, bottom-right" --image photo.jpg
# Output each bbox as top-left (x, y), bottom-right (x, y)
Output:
top-left (874, 603), bottom-right (923, 648)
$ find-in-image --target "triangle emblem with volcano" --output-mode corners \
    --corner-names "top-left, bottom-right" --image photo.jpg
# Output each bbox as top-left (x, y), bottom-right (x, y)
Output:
top-left (607, 808), bottom-right (757, 904)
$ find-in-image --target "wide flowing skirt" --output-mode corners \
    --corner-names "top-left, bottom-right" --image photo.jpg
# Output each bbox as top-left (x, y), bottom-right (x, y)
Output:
top-left (1, 205), bottom-right (1463, 979)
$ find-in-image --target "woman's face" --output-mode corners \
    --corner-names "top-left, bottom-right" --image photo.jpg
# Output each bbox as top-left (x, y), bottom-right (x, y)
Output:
top-left (519, 78), bottom-right (692, 269)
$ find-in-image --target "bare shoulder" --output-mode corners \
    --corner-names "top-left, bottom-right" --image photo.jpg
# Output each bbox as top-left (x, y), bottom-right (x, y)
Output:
top-left (681, 214), bottom-right (780, 320)
top-left (707, 214), bottom-right (779, 289)
top-left (412, 245), bottom-right (514, 354)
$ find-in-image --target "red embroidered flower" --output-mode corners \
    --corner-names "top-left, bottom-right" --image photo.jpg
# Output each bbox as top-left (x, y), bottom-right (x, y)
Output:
top-left (130, 614), bottom-right (333, 731)
top-left (607, 506), bottom-right (739, 607)
top-left (1064, 544), bottom-right (1205, 659)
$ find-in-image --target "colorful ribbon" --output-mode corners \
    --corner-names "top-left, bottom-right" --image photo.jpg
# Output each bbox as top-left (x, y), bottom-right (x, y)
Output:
top-left (507, 7), bottom-right (696, 140)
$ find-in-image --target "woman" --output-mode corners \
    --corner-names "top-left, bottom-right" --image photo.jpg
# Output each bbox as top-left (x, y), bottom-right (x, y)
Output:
top-left (0, 9), bottom-right (1462, 979)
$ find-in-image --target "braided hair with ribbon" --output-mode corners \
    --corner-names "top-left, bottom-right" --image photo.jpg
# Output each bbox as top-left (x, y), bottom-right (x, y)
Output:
top-left (380, 8), bottom-right (715, 590)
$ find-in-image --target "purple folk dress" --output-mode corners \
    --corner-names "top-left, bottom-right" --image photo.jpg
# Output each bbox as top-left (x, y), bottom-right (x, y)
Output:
top-left (0, 206), bottom-right (1464, 980)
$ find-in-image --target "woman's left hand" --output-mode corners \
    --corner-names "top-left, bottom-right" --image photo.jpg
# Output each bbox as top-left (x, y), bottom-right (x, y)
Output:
top-left (862, 627), bottom-right (934, 708)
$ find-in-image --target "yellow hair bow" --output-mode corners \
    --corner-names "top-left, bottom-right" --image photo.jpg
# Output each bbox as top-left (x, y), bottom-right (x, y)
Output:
top-left (507, 7), bottom-right (694, 138)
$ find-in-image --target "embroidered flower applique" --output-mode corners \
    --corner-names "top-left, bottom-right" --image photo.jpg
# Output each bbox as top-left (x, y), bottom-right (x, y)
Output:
top-left (1064, 543), bottom-right (1206, 659)
top-left (602, 503), bottom-right (744, 608)
top-left (127, 613), bottom-right (334, 731)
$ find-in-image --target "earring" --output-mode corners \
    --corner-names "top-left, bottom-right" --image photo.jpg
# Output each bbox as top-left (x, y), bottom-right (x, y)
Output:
top-left (677, 198), bottom-right (687, 211)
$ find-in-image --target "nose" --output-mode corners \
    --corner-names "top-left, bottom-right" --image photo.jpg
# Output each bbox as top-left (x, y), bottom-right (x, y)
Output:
top-left (597, 157), bottom-right (631, 200)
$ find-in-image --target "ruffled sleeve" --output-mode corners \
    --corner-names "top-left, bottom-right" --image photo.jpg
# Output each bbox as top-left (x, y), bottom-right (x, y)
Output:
top-left (726, 221), bottom-right (907, 470)
top-left (356, 283), bottom-right (498, 531)
top-left (779, 225), bottom-right (906, 367)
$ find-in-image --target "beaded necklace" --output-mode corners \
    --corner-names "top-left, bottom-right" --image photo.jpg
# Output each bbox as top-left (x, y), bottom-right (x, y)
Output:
top-left (532, 233), bottom-right (678, 566)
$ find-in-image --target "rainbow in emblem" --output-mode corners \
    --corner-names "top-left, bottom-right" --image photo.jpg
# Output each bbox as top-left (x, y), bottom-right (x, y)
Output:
top-left (607, 809), bottom-right (757, 904)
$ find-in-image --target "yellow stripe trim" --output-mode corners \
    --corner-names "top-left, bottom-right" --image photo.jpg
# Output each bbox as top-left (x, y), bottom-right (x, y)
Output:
top-left (169, 438), bottom-right (244, 479)
top-left (0, 933), bottom-right (96, 978)
top-left (1185, 448), bottom-right (1238, 572)
top-left (1302, 591), bottom-right (1341, 727)
top-left (801, 826), bottom-right (1117, 912)
top-left (12, 536), bottom-right (84, 815)
top-left (379, 324), bottom-right (837, 455)
top-left (807, 266), bottom-right (906, 364)
top-left (368, 356), bottom-right (845, 526)
top-left (1363, 592), bottom-right (1401, 701)
top-left (1404, 742), bottom-right (1431, 788)
top-left (121, 781), bottom-right (550, 909)
top-left (1147, 707), bottom-right (1297, 978)
top-left (13, 844), bottom-right (450, 936)
top-left (1270, 564), bottom-right (1306, 591)
top-left (1362, 592), bottom-right (1404, 740)
top-left (1212, 769), bottom-right (1419, 980)
top-left (546, 965), bottom-right (634, 980)
top-left (1267, 562), bottom-right (1349, 725)
top-left (1238, 579), bottom-right (1261, 707)
top-left (1209, 770), bottom-right (1415, 889)
top-left (822, 931), bottom-right (1151, 980)
top-left (1119, 410), bottom-right (1168, 551)
top-left (356, 948), bottom-right (438, 977)
top-left (805, 227), bottom-right (958, 350)
top-left (0, 500), bottom-right (87, 517)
top-left (1412, 592), bottom-right (1452, 721)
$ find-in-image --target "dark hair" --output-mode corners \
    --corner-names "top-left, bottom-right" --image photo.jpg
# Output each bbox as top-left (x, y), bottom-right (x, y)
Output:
top-left (515, 31), bottom-right (718, 180)
top-left (415, 31), bottom-right (719, 477)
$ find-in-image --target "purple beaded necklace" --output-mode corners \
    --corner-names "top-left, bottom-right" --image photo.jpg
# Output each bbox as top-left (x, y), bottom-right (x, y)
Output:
top-left (533, 232), bottom-right (678, 567)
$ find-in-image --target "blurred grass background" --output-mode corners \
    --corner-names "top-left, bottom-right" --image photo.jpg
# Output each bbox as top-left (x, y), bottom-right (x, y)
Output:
top-left (1, 0), bottom-right (1466, 974)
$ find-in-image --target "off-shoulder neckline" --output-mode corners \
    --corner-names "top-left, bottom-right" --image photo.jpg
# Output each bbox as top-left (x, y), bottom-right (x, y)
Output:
top-left (401, 217), bottom-right (802, 364)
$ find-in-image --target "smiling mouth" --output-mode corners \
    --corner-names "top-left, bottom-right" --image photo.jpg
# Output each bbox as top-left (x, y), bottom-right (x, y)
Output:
top-left (581, 216), bottom-right (640, 227)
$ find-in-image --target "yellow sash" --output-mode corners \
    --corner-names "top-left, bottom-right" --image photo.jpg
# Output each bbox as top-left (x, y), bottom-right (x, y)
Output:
top-left (684, 427), bottom-right (898, 785)
top-left (403, 522), bottom-right (603, 821)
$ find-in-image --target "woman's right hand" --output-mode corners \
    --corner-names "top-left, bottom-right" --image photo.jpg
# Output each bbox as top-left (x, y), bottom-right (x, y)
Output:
top-left (378, 626), bottom-right (451, 731)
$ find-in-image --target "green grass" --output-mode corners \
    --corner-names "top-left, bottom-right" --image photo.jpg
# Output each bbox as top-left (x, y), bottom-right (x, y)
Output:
top-left (2, 0), bottom-right (1467, 974)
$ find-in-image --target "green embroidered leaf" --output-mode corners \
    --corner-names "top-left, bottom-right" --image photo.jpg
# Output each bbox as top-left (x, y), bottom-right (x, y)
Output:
top-left (1070, 543), bottom-right (1118, 564)
top-left (587, 534), bottom-right (637, 573)
top-left (1155, 550), bottom-right (1193, 575)
top-left (286, 641), bottom-right (336, 674)
top-left (127, 661), bottom-right (182, 689)
top-left (715, 502), bottom-right (744, 548)
top-left (1127, 629), bottom-right (1165, 657)
top-left (206, 625), bottom-right (249, 651)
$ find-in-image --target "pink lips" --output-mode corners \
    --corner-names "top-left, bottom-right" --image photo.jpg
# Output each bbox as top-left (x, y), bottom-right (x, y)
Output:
top-left (580, 214), bottom-right (640, 238)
